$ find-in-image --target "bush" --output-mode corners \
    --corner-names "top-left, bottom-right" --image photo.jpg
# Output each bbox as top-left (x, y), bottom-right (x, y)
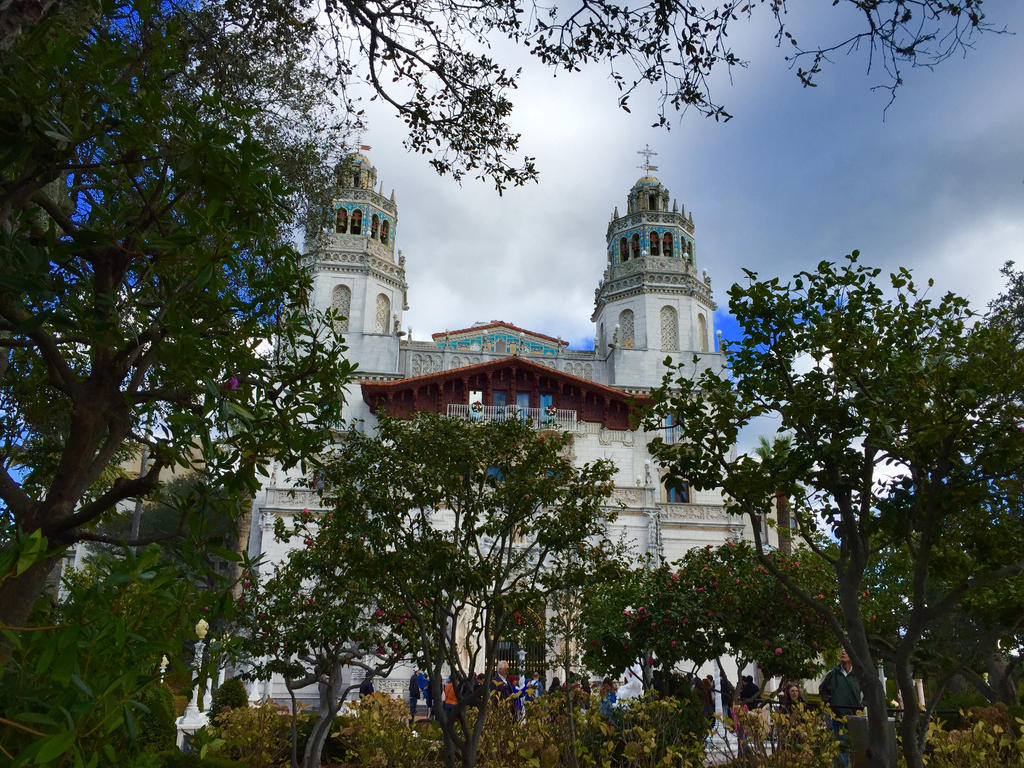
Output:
top-left (138, 683), bottom-right (178, 752)
top-left (932, 688), bottom-right (989, 730)
top-left (209, 677), bottom-right (249, 722)
top-left (706, 703), bottom-right (840, 768)
top-left (206, 700), bottom-right (289, 768)
top-left (925, 711), bottom-right (1024, 768)
top-left (148, 751), bottom-right (251, 768)
top-left (333, 692), bottom-right (439, 768)
top-left (475, 690), bottom-right (707, 768)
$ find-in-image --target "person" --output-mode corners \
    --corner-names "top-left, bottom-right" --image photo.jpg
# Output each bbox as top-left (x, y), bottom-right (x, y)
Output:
top-left (694, 676), bottom-right (714, 723)
top-left (549, 676), bottom-right (561, 693)
top-left (719, 672), bottom-right (735, 711)
top-left (599, 677), bottom-right (617, 718)
top-left (408, 669), bottom-right (421, 723)
top-left (739, 675), bottom-right (761, 708)
top-left (359, 672), bottom-right (374, 698)
top-left (819, 649), bottom-right (862, 768)
top-left (418, 669), bottom-right (433, 718)
top-left (491, 661), bottom-right (514, 702)
top-left (526, 670), bottom-right (544, 701)
top-left (443, 675), bottom-right (459, 720)
top-left (779, 682), bottom-right (806, 714)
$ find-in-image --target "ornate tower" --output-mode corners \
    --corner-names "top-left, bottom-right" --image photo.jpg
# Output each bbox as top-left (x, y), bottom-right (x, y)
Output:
top-left (310, 151), bottom-right (408, 379)
top-left (593, 152), bottom-right (718, 388)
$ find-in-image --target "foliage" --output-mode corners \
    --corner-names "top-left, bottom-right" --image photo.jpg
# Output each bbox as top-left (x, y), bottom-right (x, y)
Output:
top-left (646, 253), bottom-right (1024, 768)
top-left (925, 709), bottom-right (1024, 768)
top-left (334, 692), bottom-right (440, 768)
top-left (147, 752), bottom-right (251, 768)
top-left (0, 0), bottom-right (354, 630)
top-left (317, 412), bottom-right (616, 768)
top-left (581, 542), bottom-right (839, 686)
top-left (234, 499), bottom-right (410, 768)
top-left (707, 703), bottom-right (841, 767)
top-left (137, 683), bottom-right (178, 752)
top-left (205, 700), bottom-right (291, 768)
top-left (0, 548), bottom-right (197, 766)
top-left (1, 0), bottom-right (1006, 192)
top-left (475, 690), bottom-right (706, 768)
top-left (209, 678), bottom-right (249, 723)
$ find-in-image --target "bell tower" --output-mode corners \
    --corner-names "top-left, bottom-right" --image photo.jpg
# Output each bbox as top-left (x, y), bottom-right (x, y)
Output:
top-left (309, 150), bottom-right (408, 379)
top-left (593, 147), bottom-right (720, 388)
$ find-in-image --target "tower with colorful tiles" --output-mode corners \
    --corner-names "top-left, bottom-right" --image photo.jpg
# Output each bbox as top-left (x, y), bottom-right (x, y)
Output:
top-left (593, 165), bottom-right (716, 389)
top-left (310, 151), bottom-right (408, 387)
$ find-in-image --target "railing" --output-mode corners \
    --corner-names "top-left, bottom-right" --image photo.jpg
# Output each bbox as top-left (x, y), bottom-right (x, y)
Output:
top-left (447, 404), bottom-right (577, 432)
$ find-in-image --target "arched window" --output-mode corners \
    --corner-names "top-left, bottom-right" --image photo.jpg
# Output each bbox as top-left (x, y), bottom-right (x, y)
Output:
top-left (697, 313), bottom-right (708, 353)
top-left (663, 232), bottom-right (673, 257)
top-left (630, 234), bottom-right (640, 260)
top-left (660, 306), bottom-right (678, 351)
top-left (650, 232), bottom-right (660, 256)
top-left (687, 240), bottom-right (694, 258)
top-left (381, 220), bottom-right (390, 244)
top-left (618, 309), bottom-right (634, 348)
top-left (330, 284), bottom-right (350, 333)
top-left (335, 208), bottom-right (348, 234)
top-left (351, 209), bottom-right (362, 235)
top-left (371, 214), bottom-right (379, 239)
top-left (619, 238), bottom-right (628, 262)
top-left (375, 293), bottom-right (390, 333)
top-left (666, 480), bottom-right (690, 504)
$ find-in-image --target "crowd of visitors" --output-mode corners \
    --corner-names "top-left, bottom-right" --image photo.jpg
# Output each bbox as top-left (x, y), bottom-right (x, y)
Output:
top-left (395, 651), bottom-right (864, 768)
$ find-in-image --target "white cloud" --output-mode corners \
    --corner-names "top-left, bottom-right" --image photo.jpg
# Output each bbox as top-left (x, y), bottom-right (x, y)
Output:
top-left (349, 4), bottom-right (1024, 347)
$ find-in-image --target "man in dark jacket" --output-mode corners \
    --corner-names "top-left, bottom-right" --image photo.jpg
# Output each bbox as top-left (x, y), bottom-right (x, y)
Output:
top-left (359, 672), bottom-right (374, 697)
top-left (818, 649), bottom-right (862, 767)
top-left (408, 669), bottom-right (421, 723)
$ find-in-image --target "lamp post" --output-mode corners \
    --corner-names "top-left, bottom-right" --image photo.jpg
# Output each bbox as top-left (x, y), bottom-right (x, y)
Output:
top-left (180, 619), bottom-right (209, 724)
top-left (159, 654), bottom-right (169, 684)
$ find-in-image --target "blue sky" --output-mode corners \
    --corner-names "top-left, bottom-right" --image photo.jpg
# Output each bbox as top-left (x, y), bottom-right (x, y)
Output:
top-left (350, 5), bottom-right (1024, 353)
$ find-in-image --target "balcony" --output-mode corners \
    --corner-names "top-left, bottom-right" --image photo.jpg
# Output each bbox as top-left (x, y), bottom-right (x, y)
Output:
top-left (447, 403), bottom-right (577, 432)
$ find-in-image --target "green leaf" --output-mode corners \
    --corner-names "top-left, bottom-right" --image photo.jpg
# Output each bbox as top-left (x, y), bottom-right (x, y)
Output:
top-left (34, 730), bottom-right (76, 763)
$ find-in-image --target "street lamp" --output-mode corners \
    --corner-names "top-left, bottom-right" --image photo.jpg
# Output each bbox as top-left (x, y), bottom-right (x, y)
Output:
top-left (180, 619), bottom-right (210, 723)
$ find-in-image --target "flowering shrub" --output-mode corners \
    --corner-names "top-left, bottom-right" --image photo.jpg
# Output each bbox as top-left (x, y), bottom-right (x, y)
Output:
top-left (706, 703), bottom-right (840, 768)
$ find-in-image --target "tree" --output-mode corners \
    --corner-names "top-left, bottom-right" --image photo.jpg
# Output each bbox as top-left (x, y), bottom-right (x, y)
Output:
top-left (646, 254), bottom-right (1024, 768)
top-left (581, 542), bottom-right (838, 693)
top-left (234, 506), bottom-right (410, 768)
top-left (0, 0), bottom-right (354, 629)
top-left (3, 0), bottom-right (1005, 190)
top-left (317, 412), bottom-right (616, 768)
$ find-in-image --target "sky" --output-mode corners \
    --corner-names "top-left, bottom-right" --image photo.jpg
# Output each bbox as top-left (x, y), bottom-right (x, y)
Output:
top-left (352, 4), bottom-right (1024, 353)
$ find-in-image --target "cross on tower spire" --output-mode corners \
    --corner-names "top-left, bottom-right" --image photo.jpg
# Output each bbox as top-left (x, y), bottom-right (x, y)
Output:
top-left (637, 144), bottom-right (658, 174)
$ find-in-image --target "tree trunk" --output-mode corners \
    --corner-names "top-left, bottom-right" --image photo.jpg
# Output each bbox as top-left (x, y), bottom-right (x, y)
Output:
top-left (839, 580), bottom-right (896, 768)
top-left (894, 657), bottom-right (927, 768)
top-left (302, 683), bottom-right (337, 768)
top-left (775, 492), bottom-right (790, 555)
top-left (0, 551), bottom-right (62, 631)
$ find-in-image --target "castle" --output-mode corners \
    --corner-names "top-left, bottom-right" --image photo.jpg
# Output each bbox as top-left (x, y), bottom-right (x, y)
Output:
top-left (247, 150), bottom-right (751, 700)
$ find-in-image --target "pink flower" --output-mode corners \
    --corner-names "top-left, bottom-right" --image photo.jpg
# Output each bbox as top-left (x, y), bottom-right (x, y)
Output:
top-left (775, 647), bottom-right (783, 656)
top-left (225, 377), bottom-right (239, 390)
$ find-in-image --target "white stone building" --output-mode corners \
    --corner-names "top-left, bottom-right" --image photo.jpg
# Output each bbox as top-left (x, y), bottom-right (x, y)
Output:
top-left (247, 151), bottom-right (752, 703)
